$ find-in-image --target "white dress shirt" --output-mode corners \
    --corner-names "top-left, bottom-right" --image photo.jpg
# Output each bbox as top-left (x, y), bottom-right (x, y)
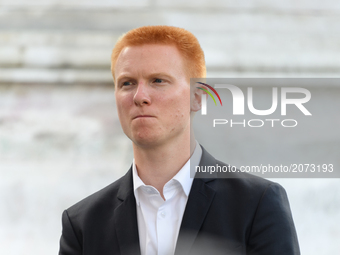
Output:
top-left (132, 141), bottom-right (202, 255)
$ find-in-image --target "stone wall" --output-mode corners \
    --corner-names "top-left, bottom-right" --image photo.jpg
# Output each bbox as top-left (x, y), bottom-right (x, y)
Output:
top-left (1, 0), bottom-right (340, 82)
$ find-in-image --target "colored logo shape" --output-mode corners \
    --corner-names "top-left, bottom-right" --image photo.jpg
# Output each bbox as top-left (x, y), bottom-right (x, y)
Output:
top-left (196, 82), bottom-right (223, 106)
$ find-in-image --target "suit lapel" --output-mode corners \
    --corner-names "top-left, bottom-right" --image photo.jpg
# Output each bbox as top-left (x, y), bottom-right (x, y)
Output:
top-left (175, 146), bottom-right (217, 255)
top-left (114, 169), bottom-right (141, 255)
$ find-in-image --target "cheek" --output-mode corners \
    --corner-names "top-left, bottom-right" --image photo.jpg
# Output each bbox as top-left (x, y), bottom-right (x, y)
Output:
top-left (115, 95), bottom-right (132, 122)
top-left (163, 95), bottom-right (190, 122)
top-left (175, 89), bottom-right (191, 112)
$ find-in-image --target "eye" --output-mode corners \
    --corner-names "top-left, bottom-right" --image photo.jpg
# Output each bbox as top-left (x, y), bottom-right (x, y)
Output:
top-left (154, 78), bottom-right (163, 83)
top-left (122, 81), bottom-right (133, 86)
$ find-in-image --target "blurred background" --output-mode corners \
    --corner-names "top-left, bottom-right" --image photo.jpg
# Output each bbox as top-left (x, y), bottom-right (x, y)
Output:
top-left (0, 1), bottom-right (339, 254)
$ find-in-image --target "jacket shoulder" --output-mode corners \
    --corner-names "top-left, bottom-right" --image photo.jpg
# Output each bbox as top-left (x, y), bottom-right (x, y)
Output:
top-left (65, 170), bottom-right (131, 218)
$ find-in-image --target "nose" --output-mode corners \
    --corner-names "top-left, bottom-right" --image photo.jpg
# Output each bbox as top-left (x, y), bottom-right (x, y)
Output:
top-left (133, 81), bottom-right (151, 106)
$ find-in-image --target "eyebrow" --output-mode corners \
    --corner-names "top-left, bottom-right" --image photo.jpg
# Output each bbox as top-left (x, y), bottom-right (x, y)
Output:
top-left (148, 73), bottom-right (174, 80)
top-left (116, 72), bottom-right (174, 83)
top-left (116, 74), bottom-right (134, 82)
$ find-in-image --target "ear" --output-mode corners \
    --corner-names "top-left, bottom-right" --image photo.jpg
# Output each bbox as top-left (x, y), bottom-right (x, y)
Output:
top-left (191, 84), bottom-right (207, 112)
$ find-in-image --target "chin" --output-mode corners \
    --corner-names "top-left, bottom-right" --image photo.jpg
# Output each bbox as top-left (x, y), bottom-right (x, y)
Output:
top-left (131, 131), bottom-right (163, 147)
top-left (133, 138), bottom-right (163, 149)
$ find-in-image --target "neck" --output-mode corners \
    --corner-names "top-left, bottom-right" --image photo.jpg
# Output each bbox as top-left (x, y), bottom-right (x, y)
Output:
top-left (133, 130), bottom-right (196, 198)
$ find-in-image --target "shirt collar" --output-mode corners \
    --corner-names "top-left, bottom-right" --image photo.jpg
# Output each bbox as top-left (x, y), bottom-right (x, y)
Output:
top-left (132, 160), bottom-right (144, 206)
top-left (172, 141), bottom-right (202, 196)
top-left (132, 141), bottom-right (202, 204)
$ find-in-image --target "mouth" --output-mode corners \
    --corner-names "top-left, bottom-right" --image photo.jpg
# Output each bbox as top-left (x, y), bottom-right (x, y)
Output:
top-left (133, 115), bottom-right (155, 120)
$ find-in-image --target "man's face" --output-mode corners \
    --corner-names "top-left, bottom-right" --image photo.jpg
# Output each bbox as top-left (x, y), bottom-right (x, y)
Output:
top-left (114, 44), bottom-right (191, 148)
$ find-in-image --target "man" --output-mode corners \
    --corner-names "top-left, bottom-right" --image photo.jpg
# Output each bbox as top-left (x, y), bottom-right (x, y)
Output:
top-left (59, 26), bottom-right (300, 255)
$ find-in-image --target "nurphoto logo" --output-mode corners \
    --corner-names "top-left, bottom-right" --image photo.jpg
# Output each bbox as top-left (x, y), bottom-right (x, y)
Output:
top-left (196, 82), bottom-right (223, 115)
top-left (197, 82), bottom-right (312, 128)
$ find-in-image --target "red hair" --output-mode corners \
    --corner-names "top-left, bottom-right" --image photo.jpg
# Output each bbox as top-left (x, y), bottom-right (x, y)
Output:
top-left (111, 26), bottom-right (206, 82)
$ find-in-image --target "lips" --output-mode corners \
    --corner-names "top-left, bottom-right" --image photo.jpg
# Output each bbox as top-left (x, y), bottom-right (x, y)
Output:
top-left (133, 115), bottom-right (155, 119)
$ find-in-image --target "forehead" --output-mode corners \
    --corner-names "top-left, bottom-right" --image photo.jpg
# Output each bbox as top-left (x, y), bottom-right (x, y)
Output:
top-left (114, 44), bottom-right (186, 79)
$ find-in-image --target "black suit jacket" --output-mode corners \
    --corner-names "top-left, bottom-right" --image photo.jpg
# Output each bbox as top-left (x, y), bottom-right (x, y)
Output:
top-left (59, 146), bottom-right (300, 255)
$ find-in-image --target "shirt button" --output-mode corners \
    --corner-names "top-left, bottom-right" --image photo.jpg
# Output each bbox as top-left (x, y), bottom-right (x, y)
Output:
top-left (160, 211), bottom-right (166, 218)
